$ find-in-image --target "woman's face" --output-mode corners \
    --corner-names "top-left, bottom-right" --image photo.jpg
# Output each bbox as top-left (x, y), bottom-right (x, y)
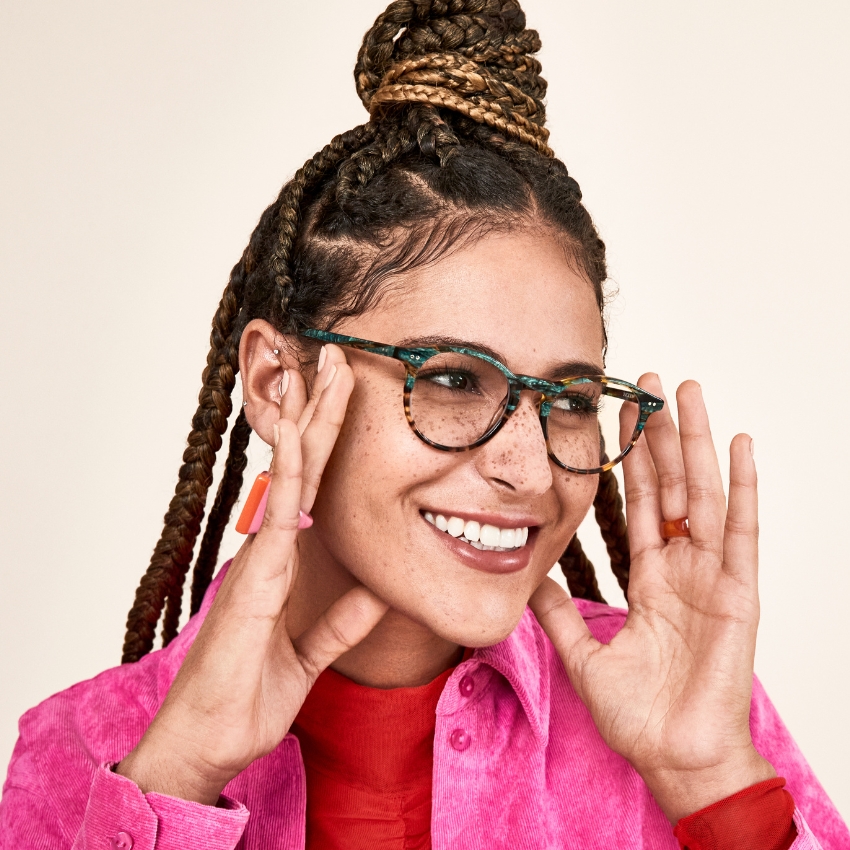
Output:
top-left (301, 227), bottom-right (605, 648)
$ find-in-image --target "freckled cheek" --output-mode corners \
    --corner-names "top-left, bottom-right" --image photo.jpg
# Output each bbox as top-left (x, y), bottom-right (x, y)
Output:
top-left (540, 473), bottom-right (598, 557)
top-left (315, 372), bottom-right (445, 517)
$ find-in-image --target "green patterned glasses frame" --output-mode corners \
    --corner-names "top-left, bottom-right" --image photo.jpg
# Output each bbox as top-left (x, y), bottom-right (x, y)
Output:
top-left (301, 328), bottom-right (664, 475)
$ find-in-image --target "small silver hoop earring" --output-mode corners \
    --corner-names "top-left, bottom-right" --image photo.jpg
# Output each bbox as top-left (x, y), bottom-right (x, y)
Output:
top-left (242, 401), bottom-right (248, 407)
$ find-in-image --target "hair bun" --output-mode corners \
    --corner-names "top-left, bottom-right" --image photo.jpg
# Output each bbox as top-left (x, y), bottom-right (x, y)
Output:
top-left (355, 0), bottom-right (552, 156)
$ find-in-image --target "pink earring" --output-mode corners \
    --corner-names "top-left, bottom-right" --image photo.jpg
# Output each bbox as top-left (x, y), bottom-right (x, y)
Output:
top-left (235, 471), bottom-right (313, 534)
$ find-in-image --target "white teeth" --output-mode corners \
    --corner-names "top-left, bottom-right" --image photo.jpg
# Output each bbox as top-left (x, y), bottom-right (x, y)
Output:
top-left (423, 511), bottom-right (529, 551)
top-left (479, 524), bottom-right (502, 547)
top-left (447, 516), bottom-right (465, 537)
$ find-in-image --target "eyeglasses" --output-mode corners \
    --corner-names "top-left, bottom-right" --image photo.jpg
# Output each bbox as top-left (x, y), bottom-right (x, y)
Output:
top-left (301, 328), bottom-right (664, 474)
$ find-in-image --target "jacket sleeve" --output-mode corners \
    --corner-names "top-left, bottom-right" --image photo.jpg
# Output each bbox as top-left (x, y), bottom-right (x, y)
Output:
top-left (750, 675), bottom-right (850, 850)
top-left (1, 732), bottom-right (249, 850)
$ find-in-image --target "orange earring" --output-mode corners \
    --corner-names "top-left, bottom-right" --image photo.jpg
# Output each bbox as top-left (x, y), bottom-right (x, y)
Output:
top-left (235, 472), bottom-right (313, 534)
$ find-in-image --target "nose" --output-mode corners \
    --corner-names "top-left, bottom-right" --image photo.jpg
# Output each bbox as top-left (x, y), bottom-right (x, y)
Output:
top-left (475, 391), bottom-right (553, 496)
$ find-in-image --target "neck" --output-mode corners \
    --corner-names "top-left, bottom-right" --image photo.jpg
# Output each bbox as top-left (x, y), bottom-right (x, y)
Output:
top-left (287, 536), bottom-right (461, 689)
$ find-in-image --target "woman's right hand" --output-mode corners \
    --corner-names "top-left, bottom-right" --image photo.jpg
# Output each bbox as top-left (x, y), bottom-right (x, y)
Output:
top-left (117, 346), bottom-right (388, 806)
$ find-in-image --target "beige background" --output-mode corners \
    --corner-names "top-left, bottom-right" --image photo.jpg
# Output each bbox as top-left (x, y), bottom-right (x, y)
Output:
top-left (1, 0), bottom-right (848, 821)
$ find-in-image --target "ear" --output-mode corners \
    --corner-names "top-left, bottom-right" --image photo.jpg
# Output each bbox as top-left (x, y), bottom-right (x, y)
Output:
top-left (239, 319), bottom-right (301, 446)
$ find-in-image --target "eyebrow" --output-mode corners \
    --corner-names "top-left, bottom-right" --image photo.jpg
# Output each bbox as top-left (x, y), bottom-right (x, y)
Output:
top-left (394, 334), bottom-right (605, 379)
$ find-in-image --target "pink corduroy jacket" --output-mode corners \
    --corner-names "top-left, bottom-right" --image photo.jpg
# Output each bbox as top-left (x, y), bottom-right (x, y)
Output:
top-left (1, 562), bottom-right (848, 850)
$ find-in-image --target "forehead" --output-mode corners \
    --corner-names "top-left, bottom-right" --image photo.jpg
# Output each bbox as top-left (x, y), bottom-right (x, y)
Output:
top-left (338, 229), bottom-right (605, 375)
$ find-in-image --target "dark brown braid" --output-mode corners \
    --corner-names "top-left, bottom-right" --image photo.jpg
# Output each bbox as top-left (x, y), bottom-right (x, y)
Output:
top-left (558, 464), bottom-right (632, 604)
top-left (122, 125), bottom-right (379, 663)
top-left (188, 409), bottom-right (252, 617)
top-left (594, 466), bottom-right (631, 598)
top-left (123, 0), bottom-right (630, 660)
top-left (559, 535), bottom-right (606, 604)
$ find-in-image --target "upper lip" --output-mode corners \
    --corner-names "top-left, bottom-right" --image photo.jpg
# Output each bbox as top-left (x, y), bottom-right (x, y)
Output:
top-left (421, 508), bottom-right (541, 529)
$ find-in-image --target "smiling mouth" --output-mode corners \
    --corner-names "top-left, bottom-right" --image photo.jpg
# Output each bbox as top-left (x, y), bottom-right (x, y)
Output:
top-left (423, 511), bottom-right (530, 552)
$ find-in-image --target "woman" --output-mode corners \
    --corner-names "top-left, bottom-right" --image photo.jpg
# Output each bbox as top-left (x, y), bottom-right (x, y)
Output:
top-left (1, 2), bottom-right (847, 848)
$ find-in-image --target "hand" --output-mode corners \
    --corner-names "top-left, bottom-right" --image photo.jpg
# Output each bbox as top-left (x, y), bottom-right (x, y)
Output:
top-left (117, 346), bottom-right (388, 805)
top-left (529, 375), bottom-right (775, 822)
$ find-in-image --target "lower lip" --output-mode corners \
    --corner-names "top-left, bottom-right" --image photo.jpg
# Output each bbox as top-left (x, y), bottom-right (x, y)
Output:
top-left (422, 515), bottom-right (535, 574)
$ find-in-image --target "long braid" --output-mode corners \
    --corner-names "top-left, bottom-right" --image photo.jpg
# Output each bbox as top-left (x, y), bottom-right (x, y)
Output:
top-left (122, 126), bottom-right (380, 662)
top-left (594, 466), bottom-right (631, 598)
top-left (122, 255), bottom-right (247, 663)
top-left (558, 462), bottom-right (630, 605)
top-left (559, 535), bottom-right (606, 603)
top-left (189, 409), bottom-right (252, 616)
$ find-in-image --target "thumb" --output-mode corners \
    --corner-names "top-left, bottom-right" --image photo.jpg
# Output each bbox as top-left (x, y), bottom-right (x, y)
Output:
top-left (529, 578), bottom-right (600, 693)
top-left (291, 586), bottom-right (389, 685)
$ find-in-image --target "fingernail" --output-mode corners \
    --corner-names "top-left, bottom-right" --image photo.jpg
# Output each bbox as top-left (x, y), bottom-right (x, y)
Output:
top-left (317, 346), bottom-right (327, 373)
top-left (323, 364), bottom-right (337, 391)
top-left (273, 423), bottom-right (279, 446)
top-left (279, 369), bottom-right (290, 398)
top-left (298, 510), bottom-right (313, 530)
top-left (750, 438), bottom-right (755, 458)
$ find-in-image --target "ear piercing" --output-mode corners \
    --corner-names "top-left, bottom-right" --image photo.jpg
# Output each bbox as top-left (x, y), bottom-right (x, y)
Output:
top-left (242, 401), bottom-right (248, 407)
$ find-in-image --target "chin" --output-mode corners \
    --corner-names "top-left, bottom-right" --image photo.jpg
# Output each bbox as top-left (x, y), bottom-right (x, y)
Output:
top-left (419, 587), bottom-right (530, 649)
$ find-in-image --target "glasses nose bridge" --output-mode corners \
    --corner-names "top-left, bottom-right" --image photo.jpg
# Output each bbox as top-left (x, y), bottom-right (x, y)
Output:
top-left (504, 374), bottom-right (553, 423)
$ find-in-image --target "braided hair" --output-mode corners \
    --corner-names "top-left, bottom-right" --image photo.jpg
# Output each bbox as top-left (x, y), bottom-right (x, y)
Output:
top-left (121, 0), bottom-right (631, 664)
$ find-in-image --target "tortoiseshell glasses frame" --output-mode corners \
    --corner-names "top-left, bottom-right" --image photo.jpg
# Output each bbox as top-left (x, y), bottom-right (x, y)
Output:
top-left (300, 328), bottom-right (664, 475)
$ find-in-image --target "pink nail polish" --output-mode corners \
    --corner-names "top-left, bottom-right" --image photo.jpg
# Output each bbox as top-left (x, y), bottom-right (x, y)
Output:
top-left (298, 510), bottom-right (314, 530)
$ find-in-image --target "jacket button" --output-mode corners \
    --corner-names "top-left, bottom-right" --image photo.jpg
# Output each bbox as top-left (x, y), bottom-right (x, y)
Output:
top-left (458, 675), bottom-right (475, 697)
top-left (450, 728), bottom-right (472, 751)
top-left (111, 833), bottom-right (134, 850)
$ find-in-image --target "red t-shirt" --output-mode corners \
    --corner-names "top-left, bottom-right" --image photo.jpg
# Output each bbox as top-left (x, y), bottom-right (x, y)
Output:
top-left (292, 663), bottom-right (796, 850)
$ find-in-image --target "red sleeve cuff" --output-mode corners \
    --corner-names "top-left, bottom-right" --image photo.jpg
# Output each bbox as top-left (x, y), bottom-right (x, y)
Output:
top-left (673, 777), bottom-right (797, 850)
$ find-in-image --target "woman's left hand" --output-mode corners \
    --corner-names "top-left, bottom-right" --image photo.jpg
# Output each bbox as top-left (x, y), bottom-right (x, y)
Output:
top-left (529, 375), bottom-right (775, 822)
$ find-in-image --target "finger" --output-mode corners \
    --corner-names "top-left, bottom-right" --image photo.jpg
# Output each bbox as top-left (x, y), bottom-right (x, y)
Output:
top-left (723, 433), bottom-right (758, 581)
top-left (292, 586), bottom-right (389, 685)
top-left (279, 368), bottom-right (308, 427)
top-left (677, 381), bottom-right (726, 547)
top-left (528, 578), bottom-right (601, 698)
top-left (297, 345), bottom-right (348, 435)
top-left (618, 379), bottom-right (663, 554)
top-left (638, 374), bottom-right (688, 523)
top-left (242, 418), bottom-right (304, 586)
top-left (299, 361), bottom-right (355, 512)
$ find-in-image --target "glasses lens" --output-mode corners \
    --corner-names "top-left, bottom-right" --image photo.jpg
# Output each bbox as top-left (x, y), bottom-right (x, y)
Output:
top-left (409, 352), bottom-right (510, 448)
top-left (546, 380), bottom-right (641, 471)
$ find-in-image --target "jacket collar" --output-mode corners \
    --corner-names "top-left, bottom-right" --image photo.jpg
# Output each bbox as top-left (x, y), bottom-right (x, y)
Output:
top-left (473, 607), bottom-right (551, 744)
top-left (156, 560), bottom-right (551, 744)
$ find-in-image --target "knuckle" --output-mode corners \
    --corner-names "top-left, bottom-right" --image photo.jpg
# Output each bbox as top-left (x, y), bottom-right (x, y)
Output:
top-left (656, 469), bottom-right (687, 490)
top-left (725, 515), bottom-right (759, 538)
top-left (624, 482), bottom-right (656, 505)
top-left (685, 481), bottom-right (722, 503)
top-left (260, 506), bottom-right (299, 533)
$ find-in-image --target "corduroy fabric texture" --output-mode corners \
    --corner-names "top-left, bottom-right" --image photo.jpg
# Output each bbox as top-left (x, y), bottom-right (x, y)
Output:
top-left (1, 561), bottom-right (846, 849)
